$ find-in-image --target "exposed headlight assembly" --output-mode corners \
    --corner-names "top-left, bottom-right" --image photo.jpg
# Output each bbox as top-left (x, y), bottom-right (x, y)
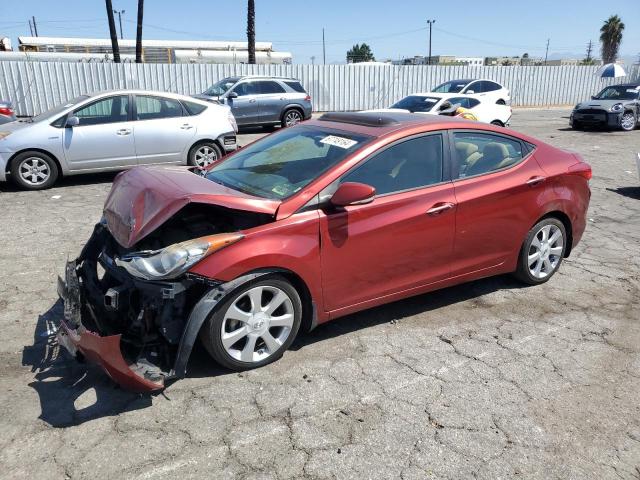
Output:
top-left (115, 233), bottom-right (243, 280)
top-left (610, 103), bottom-right (623, 112)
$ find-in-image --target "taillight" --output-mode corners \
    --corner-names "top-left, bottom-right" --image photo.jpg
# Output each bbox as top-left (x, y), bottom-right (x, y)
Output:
top-left (568, 162), bottom-right (592, 181)
top-left (0, 107), bottom-right (13, 116)
top-left (304, 95), bottom-right (311, 102)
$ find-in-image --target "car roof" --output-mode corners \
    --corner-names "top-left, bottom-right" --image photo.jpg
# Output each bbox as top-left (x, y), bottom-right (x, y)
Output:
top-left (305, 111), bottom-right (484, 136)
top-left (609, 83), bottom-right (640, 87)
top-left (77, 89), bottom-right (211, 105)
top-left (401, 92), bottom-right (460, 99)
top-left (236, 75), bottom-right (300, 82)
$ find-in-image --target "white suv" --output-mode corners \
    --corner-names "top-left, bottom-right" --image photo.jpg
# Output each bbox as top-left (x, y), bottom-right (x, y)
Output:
top-left (432, 79), bottom-right (511, 105)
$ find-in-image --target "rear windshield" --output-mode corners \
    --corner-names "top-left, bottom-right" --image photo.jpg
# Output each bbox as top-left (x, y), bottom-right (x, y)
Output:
top-left (206, 125), bottom-right (372, 200)
top-left (284, 81), bottom-right (307, 93)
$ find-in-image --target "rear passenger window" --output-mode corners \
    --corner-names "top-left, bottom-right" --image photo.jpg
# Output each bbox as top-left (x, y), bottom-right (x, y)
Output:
top-left (182, 101), bottom-right (207, 116)
top-left (343, 135), bottom-right (443, 195)
top-left (258, 81), bottom-right (286, 94)
top-left (453, 132), bottom-right (524, 179)
top-left (284, 81), bottom-right (307, 93)
top-left (136, 96), bottom-right (185, 120)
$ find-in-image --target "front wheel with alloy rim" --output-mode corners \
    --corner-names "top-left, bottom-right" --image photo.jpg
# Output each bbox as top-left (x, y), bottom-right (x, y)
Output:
top-left (281, 109), bottom-right (303, 128)
top-left (200, 276), bottom-right (303, 370)
top-left (620, 112), bottom-right (636, 131)
top-left (11, 151), bottom-right (59, 190)
top-left (188, 142), bottom-right (223, 168)
top-left (514, 218), bottom-right (567, 285)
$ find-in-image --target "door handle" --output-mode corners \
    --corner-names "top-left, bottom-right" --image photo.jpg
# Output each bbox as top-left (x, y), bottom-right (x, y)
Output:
top-left (249, 99), bottom-right (257, 103)
top-left (180, 124), bottom-right (193, 130)
top-left (525, 176), bottom-right (546, 186)
top-left (116, 128), bottom-right (131, 135)
top-left (426, 202), bottom-right (455, 215)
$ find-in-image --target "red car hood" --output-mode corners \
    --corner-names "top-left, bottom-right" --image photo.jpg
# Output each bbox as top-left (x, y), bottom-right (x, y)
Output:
top-left (103, 166), bottom-right (280, 248)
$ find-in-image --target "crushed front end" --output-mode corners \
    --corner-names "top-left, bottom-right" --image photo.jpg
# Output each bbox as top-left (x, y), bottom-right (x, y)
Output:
top-left (56, 222), bottom-right (214, 392)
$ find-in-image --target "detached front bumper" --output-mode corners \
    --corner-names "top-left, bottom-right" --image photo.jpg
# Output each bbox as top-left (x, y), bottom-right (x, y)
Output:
top-left (57, 260), bottom-right (165, 392)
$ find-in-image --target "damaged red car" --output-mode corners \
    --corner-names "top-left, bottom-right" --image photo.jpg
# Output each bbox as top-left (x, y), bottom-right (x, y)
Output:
top-left (57, 112), bottom-right (591, 391)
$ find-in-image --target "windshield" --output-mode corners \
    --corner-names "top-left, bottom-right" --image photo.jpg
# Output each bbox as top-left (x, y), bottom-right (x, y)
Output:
top-left (203, 77), bottom-right (239, 96)
top-left (206, 126), bottom-right (372, 200)
top-left (390, 96), bottom-right (440, 112)
top-left (594, 85), bottom-right (640, 100)
top-left (32, 95), bottom-right (89, 122)
top-left (432, 80), bottom-right (470, 93)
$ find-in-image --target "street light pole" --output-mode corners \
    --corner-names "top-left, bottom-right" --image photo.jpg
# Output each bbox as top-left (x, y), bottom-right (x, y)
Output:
top-left (113, 9), bottom-right (125, 39)
top-left (427, 19), bottom-right (436, 65)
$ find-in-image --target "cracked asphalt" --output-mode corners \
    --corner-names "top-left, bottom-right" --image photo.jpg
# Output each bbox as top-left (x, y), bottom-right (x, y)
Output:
top-left (1, 109), bottom-right (639, 479)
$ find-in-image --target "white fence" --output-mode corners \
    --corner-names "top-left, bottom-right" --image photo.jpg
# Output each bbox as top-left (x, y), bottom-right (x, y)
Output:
top-left (1, 61), bottom-right (639, 116)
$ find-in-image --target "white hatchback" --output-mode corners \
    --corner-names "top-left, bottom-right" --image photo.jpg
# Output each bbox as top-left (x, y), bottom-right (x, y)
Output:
top-left (0, 90), bottom-right (238, 190)
top-left (432, 79), bottom-right (511, 105)
top-left (372, 92), bottom-right (512, 126)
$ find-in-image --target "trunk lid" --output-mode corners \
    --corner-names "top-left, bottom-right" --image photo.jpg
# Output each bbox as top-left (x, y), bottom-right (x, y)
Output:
top-left (103, 166), bottom-right (280, 248)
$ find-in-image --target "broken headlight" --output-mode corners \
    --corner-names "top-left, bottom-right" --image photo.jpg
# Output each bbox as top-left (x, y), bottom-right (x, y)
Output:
top-left (115, 233), bottom-right (243, 280)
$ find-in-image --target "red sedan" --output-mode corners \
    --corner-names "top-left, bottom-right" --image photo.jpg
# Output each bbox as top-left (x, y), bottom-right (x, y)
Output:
top-left (57, 112), bottom-right (591, 391)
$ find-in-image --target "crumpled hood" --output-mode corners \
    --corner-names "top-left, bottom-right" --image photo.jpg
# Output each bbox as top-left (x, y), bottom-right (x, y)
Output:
top-left (103, 166), bottom-right (280, 248)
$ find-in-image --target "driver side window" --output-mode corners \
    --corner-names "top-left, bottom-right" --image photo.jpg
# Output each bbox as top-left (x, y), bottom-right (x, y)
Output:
top-left (73, 96), bottom-right (129, 126)
top-left (233, 82), bottom-right (260, 97)
top-left (342, 135), bottom-right (443, 196)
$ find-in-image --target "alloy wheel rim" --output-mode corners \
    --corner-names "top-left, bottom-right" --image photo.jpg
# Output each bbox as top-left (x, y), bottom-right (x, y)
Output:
top-left (194, 145), bottom-right (218, 167)
top-left (285, 111), bottom-right (301, 126)
top-left (221, 285), bottom-right (294, 363)
top-left (621, 113), bottom-right (635, 130)
top-left (19, 157), bottom-right (50, 185)
top-left (528, 224), bottom-right (564, 279)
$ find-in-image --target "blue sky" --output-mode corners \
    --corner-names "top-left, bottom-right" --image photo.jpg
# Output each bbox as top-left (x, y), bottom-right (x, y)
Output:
top-left (0, 0), bottom-right (638, 63)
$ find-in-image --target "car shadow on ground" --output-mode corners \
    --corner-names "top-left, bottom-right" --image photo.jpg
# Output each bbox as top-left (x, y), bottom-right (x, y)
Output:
top-left (26, 274), bottom-right (523, 427)
top-left (0, 172), bottom-right (118, 192)
top-left (607, 186), bottom-right (640, 200)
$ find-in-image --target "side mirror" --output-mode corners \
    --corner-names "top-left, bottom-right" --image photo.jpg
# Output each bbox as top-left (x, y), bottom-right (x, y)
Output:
top-left (227, 91), bottom-right (238, 99)
top-left (65, 116), bottom-right (80, 127)
top-left (591, 95), bottom-right (597, 100)
top-left (438, 101), bottom-right (452, 111)
top-left (330, 182), bottom-right (375, 207)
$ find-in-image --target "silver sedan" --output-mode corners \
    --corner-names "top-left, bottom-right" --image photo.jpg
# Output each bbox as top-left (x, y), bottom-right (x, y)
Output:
top-left (0, 90), bottom-right (238, 190)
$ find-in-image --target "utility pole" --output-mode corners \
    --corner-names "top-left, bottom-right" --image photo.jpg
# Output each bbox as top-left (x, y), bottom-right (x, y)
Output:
top-left (105, 0), bottom-right (121, 63)
top-left (311, 55), bottom-right (315, 65)
top-left (544, 38), bottom-right (550, 65)
top-left (31, 16), bottom-right (38, 36)
top-left (28, 19), bottom-right (33, 36)
top-left (322, 28), bottom-right (326, 65)
top-left (585, 40), bottom-right (593, 64)
top-left (135, 0), bottom-right (144, 63)
top-left (427, 19), bottom-right (436, 65)
top-left (113, 9), bottom-right (125, 39)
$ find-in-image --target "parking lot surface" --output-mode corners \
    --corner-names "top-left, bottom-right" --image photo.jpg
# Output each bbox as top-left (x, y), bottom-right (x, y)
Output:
top-left (0, 110), bottom-right (639, 479)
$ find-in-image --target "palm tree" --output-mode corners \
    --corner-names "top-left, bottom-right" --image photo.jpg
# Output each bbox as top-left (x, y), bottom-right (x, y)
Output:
top-left (247, 0), bottom-right (256, 64)
top-left (135, 0), bottom-right (144, 63)
top-left (600, 15), bottom-right (625, 63)
top-left (105, 0), bottom-right (121, 62)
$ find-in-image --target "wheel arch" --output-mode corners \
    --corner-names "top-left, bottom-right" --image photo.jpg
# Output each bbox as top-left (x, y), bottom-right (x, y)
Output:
top-left (188, 138), bottom-right (224, 157)
top-left (280, 104), bottom-right (304, 120)
top-left (7, 148), bottom-right (64, 177)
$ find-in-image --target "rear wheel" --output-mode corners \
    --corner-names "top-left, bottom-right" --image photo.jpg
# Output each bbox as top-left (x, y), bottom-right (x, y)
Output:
top-left (620, 112), bottom-right (636, 131)
top-left (200, 275), bottom-right (302, 370)
top-left (514, 218), bottom-right (566, 285)
top-left (496, 99), bottom-right (506, 105)
top-left (281, 108), bottom-right (303, 128)
top-left (11, 151), bottom-right (59, 190)
top-left (571, 119), bottom-right (583, 130)
top-left (490, 120), bottom-right (504, 126)
top-left (188, 141), bottom-right (222, 168)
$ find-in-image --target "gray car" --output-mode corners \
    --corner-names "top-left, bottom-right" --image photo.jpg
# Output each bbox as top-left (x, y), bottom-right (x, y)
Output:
top-left (571, 83), bottom-right (640, 131)
top-left (195, 76), bottom-right (313, 129)
top-left (0, 100), bottom-right (17, 124)
top-left (0, 90), bottom-right (237, 190)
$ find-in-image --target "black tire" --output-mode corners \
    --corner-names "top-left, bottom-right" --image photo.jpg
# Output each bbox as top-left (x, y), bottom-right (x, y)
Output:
top-left (281, 108), bottom-right (303, 128)
top-left (200, 275), bottom-right (303, 371)
top-left (496, 99), bottom-right (506, 105)
top-left (490, 120), bottom-right (504, 126)
top-left (571, 120), bottom-right (583, 130)
top-left (514, 217), bottom-right (567, 285)
top-left (11, 151), bottom-right (59, 190)
top-left (187, 141), bottom-right (223, 168)
top-left (620, 111), bottom-right (636, 131)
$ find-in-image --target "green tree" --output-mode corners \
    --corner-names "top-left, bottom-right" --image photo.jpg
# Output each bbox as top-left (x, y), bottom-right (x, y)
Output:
top-left (346, 43), bottom-right (375, 63)
top-left (600, 15), bottom-right (625, 63)
top-left (247, 0), bottom-right (256, 64)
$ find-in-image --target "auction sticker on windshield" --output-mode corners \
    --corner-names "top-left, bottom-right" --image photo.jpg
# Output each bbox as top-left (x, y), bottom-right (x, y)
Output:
top-left (320, 135), bottom-right (358, 149)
